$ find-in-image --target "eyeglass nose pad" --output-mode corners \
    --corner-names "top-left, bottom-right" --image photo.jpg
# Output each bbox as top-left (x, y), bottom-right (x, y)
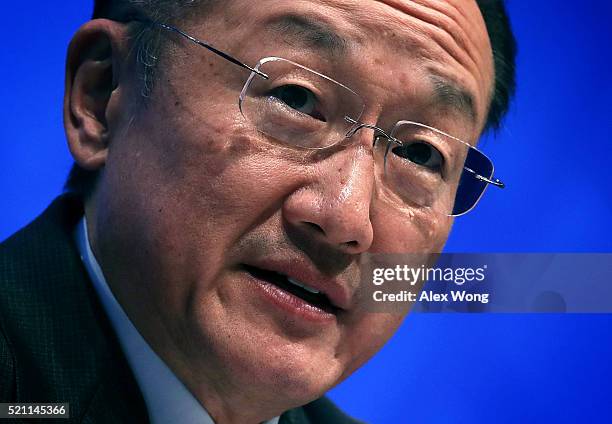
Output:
top-left (344, 116), bottom-right (361, 138)
top-left (383, 139), bottom-right (394, 176)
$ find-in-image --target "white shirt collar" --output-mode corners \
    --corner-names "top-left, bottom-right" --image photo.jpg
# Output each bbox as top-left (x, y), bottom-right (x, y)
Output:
top-left (74, 216), bottom-right (280, 424)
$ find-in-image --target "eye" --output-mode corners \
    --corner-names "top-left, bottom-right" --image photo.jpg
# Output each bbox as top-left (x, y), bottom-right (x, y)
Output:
top-left (269, 85), bottom-right (325, 121)
top-left (391, 141), bottom-right (444, 171)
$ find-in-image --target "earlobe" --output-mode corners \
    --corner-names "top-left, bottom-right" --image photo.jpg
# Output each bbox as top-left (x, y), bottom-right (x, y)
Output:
top-left (63, 20), bottom-right (127, 171)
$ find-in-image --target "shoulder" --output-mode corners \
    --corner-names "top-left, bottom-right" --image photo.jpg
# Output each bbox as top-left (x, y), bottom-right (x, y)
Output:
top-left (0, 195), bottom-right (85, 309)
top-left (0, 198), bottom-right (78, 401)
top-left (0, 195), bottom-right (85, 398)
top-left (0, 195), bottom-right (87, 373)
top-left (0, 196), bottom-right (149, 421)
top-left (0, 194), bottom-right (83, 272)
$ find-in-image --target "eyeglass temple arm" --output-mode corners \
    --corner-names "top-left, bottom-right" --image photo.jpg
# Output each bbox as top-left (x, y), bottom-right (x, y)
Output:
top-left (136, 20), bottom-right (269, 80)
top-left (464, 166), bottom-right (505, 189)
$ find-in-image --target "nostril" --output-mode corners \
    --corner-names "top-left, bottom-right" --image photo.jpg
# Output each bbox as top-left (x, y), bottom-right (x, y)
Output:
top-left (342, 240), bottom-right (359, 249)
top-left (304, 221), bottom-right (325, 234)
top-left (304, 222), bottom-right (361, 252)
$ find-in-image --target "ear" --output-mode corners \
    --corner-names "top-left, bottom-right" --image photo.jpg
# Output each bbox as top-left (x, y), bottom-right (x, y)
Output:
top-left (63, 19), bottom-right (133, 171)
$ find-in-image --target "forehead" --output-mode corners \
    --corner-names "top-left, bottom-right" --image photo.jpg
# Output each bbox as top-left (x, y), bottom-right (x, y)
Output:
top-left (204, 0), bottom-right (493, 133)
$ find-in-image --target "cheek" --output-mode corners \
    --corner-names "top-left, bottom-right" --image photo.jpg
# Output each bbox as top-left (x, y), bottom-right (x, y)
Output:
top-left (110, 103), bottom-right (301, 256)
top-left (370, 196), bottom-right (453, 254)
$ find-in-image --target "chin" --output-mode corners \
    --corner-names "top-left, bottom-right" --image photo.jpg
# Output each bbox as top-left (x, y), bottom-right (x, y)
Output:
top-left (245, 348), bottom-right (342, 405)
top-left (206, 324), bottom-right (344, 406)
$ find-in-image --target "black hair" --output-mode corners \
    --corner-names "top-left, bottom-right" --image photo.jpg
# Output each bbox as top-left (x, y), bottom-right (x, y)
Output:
top-left (476, 0), bottom-right (517, 130)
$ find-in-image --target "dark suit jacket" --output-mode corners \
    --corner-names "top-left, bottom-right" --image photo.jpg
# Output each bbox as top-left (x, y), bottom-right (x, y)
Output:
top-left (0, 195), bottom-right (362, 424)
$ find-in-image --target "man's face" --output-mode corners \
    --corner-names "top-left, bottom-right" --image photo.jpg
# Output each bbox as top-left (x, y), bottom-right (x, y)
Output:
top-left (91, 0), bottom-right (493, 415)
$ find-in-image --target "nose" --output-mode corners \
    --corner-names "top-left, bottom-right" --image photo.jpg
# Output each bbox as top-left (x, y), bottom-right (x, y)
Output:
top-left (282, 144), bottom-right (375, 254)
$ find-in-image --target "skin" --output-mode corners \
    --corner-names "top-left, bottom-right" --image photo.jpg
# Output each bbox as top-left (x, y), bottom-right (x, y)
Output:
top-left (64, 0), bottom-right (493, 422)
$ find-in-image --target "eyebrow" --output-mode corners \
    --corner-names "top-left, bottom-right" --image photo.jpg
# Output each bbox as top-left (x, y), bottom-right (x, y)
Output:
top-left (429, 75), bottom-right (478, 124)
top-left (265, 14), bottom-right (349, 57)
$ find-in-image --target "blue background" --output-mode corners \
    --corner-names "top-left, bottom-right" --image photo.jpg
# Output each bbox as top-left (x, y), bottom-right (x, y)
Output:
top-left (1, 1), bottom-right (611, 423)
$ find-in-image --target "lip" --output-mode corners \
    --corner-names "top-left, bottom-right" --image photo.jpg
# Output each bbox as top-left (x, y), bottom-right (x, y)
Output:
top-left (242, 269), bottom-right (337, 324)
top-left (242, 258), bottom-right (352, 312)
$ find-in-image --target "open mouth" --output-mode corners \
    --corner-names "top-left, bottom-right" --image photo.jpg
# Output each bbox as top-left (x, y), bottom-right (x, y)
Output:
top-left (242, 264), bottom-right (339, 314)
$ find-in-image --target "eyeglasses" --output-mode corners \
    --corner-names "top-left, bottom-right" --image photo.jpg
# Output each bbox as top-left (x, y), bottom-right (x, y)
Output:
top-left (145, 20), bottom-right (505, 217)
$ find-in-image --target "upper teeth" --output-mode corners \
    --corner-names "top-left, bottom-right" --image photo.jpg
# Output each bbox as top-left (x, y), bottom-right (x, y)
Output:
top-left (287, 277), bottom-right (320, 294)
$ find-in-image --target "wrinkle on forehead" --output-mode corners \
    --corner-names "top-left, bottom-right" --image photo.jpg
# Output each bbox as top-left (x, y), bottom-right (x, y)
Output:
top-left (376, 0), bottom-right (491, 65)
top-left (374, 0), bottom-right (493, 101)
